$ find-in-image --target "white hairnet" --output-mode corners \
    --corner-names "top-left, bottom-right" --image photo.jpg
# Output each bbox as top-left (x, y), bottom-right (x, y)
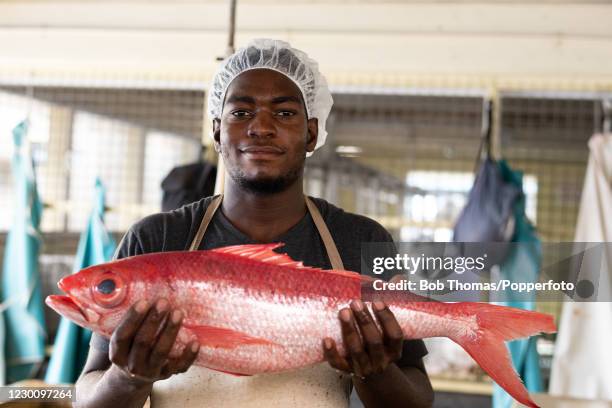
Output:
top-left (208, 38), bottom-right (333, 155)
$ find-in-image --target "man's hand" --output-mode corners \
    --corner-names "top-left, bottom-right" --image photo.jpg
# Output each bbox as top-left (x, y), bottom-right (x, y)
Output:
top-left (322, 300), bottom-right (403, 378)
top-left (108, 298), bottom-right (200, 385)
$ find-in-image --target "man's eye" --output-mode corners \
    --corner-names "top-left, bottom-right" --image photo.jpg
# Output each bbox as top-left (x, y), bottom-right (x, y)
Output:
top-left (276, 111), bottom-right (296, 117)
top-left (231, 110), bottom-right (252, 118)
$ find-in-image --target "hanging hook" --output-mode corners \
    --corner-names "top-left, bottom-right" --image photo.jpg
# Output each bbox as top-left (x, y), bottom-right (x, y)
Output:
top-left (482, 98), bottom-right (493, 158)
top-left (473, 98), bottom-right (493, 173)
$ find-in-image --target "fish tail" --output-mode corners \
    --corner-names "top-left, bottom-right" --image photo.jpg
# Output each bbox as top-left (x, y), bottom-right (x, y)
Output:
top-left (450, 303), bottom-right (556, 408)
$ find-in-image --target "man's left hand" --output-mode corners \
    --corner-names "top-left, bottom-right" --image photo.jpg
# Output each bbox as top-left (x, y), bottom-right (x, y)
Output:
top-left (323, 300), bottom-right (404, 379)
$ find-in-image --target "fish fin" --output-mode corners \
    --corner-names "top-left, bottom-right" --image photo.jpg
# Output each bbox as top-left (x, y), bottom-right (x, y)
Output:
top-left (210, 368), bottom-right (252, 377)
top-left (212, 243), bottom-right (368, 281)
top-left (212, 243), bottom-right (307, 268)
top-left (183, 323), bottom-right (278, 349)
top-left (328, 269), bottom-right (373, 281)
top-left (450, 303), bottom-right (555, 408)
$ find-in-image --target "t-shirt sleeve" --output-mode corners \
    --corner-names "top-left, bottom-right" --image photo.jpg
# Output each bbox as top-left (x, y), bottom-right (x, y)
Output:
top-left (89, 227), bottom-right (144, 353)
top-left (112, 226), bottom-right (145, 261)
top-left (89, 331), bottom-right (110, 353)
top-left (397, 339), bottom-right (428, 368)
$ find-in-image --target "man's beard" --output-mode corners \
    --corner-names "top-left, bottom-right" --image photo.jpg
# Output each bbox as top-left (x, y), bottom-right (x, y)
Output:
top-left (227, 159), bottom-right (304, 195)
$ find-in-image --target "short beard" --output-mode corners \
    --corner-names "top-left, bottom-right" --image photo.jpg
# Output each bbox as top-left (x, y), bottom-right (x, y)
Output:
top-left (227, 159), bottom-right (304, 195)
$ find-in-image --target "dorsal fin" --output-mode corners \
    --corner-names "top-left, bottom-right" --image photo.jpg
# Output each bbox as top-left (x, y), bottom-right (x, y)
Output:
top-left (211, 243), bottom-right (306, 268)
top-left (211, 243), bottom-right (367, 281)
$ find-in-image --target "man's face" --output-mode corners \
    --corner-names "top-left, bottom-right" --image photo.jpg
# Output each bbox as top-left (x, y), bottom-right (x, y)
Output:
top-left (213, 69), bottom-right (318, 194)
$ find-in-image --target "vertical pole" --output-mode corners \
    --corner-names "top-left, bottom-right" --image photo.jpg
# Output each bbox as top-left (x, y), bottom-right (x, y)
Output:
top-left (490, 89), bottom-right (502, 160)
top-left (42, 106), bottom-right (73, 230)
top-left (211, 0), bottom-right (238, 195)
top-left (227, 0), bottom-right (237, 56)
top-left (603, 99), bottom-right (611, 134)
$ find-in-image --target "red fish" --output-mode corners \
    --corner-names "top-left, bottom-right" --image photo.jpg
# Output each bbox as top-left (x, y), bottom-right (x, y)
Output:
top-left (46, 243), bottom-right (555, 407)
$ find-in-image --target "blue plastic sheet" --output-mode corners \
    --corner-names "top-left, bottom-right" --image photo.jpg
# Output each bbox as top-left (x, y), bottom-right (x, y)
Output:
top-left (1, 121), bottom-right (46, 384)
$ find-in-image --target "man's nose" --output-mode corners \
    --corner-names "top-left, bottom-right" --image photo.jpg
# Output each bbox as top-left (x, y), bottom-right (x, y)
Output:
top-left (247, 111), bottom-right (276, 138)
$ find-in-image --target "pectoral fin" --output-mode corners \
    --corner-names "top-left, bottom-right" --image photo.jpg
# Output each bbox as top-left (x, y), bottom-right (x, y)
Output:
top-left (183, 323), bottom-right (278, 349)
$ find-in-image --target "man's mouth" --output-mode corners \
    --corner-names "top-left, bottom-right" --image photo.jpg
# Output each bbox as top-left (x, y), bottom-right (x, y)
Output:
top-left (240, 145), bottom-right (284, 156)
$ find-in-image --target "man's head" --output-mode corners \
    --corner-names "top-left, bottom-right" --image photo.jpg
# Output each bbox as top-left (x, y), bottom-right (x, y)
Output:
top-left (208, 39), bottom-right (333, 195)
top-left (213, 69), bottom-right (318, 194)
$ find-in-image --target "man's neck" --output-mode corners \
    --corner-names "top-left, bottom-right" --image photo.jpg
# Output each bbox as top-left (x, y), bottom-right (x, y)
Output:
top-left (221, 177), bottom-right (308, 243)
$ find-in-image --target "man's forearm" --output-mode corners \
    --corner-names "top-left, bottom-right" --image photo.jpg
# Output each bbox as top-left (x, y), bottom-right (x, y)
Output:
top-left (75, 365), bottom-right (152, 408)
top-left (353, 363), bottom-right (434, 408)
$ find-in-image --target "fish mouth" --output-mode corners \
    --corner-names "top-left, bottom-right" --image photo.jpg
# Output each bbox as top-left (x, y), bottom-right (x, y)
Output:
top-left (46, 295), bottom-right (91, 327)
top-left (46, 280), bottom-right (101, 327)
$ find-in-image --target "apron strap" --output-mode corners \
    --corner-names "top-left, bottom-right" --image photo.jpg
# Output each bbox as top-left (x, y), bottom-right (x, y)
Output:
top-left (189, 194), bottom-right (223, 251)
top-left (305, 196), bottom-right (345, 270)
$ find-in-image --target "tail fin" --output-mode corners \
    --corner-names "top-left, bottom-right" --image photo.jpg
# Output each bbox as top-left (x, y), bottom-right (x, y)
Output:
top-left (449, 303), bottom-right (556, 408)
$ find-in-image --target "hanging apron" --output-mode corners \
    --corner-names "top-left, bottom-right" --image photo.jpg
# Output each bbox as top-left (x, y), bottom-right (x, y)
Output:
top-left (151, 195), bottom-right (352, 408)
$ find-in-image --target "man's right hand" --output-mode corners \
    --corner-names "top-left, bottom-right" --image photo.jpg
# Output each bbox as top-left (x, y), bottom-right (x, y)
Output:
top-left (108, 298), bottom-right (201, 385)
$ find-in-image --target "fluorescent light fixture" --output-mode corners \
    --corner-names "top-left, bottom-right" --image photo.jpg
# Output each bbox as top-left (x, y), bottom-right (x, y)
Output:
top-left (335, 145), bottom-right (363, 155)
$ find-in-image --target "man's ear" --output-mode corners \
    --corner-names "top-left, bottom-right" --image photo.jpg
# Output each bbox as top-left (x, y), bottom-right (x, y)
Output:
top-left (306, 118), bottom-right (318, 152)
top-left (212, 118), bottom-right (221, 152)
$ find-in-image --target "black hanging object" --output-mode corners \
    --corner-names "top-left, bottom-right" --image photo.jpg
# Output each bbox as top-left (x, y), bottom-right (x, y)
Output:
top-left (454, 158), bottom-right (521, 243)
top-left (161, 160), bottom-right (217, 211)
top-left (454, 100), bottom-right (519, 265)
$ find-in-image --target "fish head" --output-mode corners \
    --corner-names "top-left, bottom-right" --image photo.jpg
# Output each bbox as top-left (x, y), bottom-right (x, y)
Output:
top-left (46, 258), bottom-right (143, 336)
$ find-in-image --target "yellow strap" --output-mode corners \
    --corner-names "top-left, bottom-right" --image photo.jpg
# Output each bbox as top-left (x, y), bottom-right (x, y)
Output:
top-left (189, 194), bottom-right (223, 251)
top-left (305, 196), bottom-right (345, 270)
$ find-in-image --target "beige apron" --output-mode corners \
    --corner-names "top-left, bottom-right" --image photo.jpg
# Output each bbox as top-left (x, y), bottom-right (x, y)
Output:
top-left (151, 195), bottom-right (352, 408)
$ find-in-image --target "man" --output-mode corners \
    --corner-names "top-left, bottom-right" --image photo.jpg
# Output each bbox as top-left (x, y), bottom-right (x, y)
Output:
top-left (75, 39), bottom-right (434, 408)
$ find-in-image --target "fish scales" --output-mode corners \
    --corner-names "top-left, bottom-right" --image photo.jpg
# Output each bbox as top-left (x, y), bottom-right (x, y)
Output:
top-left (118, 251), bottom-right (357, 373)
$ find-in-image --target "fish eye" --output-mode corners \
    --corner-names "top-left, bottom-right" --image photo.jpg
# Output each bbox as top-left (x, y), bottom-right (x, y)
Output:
top-left (92, 272), bottom-right (127, 308)
top-left (97, 279), bottom-right (115, 295)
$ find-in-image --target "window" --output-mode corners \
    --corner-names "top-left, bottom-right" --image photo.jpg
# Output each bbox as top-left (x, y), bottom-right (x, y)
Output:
top-left (68, 111), bottom-right (142, 231)
top-left (402, 170), bottom-right (538, 242)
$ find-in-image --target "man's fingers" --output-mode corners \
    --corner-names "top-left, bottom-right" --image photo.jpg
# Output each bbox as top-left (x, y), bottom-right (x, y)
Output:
top-left (109, 300), bottom-right (150, 367)
top-left (322, 338), bottom-right (351, 373)
top-left (149, 309), bottom-right (183, 368)
top-left (350, 300), bottom-right (386, 372)
top-left (339, 308), bottom-right (372, 377)
top-left (128, 299), bottom-right (170, 374)
top-left (162, 341), bottom-right (200, 377)
top-left (373, 301), bottom-right (404, 361)
top-left (174, 341), bottom-right (200, 373)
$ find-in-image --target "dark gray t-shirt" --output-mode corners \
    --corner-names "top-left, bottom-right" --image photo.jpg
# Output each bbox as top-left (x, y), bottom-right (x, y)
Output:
top-left (90, 195), bottom-right (427, 367)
